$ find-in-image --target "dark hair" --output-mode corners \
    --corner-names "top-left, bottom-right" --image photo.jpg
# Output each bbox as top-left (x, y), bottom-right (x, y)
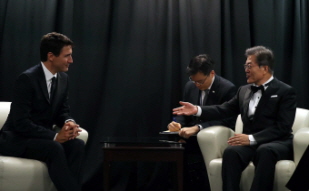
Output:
top-left (40, 32), bottom-right (73, 62)
top-left (186, 54), bottom-right (215, 76)
top-left (245, 46), bottom-right (274, 74)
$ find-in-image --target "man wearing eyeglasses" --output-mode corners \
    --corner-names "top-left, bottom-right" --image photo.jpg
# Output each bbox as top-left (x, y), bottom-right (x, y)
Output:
top-left (173, 46), bottom-right (296, 191)
top-left (168, 54), bottom-right (237, 191)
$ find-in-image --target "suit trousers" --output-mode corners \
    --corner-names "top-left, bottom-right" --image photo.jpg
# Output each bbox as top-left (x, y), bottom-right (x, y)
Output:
top-left (286, 145), bottom-right (309, 191)
top-left (222, 140), bottom-right (292, 191)
top-left (21, 138), bottom-right (85, 191)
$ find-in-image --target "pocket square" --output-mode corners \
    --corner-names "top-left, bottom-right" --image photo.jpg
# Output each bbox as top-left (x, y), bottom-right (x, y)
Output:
top-left (271, 95), bottom-right (278, 98)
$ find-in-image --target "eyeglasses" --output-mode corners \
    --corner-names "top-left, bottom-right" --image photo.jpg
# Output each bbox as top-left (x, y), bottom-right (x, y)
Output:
top-left (244, 64), bottom-right (259, 70)
top-left (189, 76), bottom-right (208, 86)
top-left (244, 64), bottom-right (253, 70)
top-left (244, 64), bottom-right (262, 70)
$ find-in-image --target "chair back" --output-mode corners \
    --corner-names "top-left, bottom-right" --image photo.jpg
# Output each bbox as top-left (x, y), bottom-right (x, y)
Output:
top-left (234, 108), bottom-right (309, 134)
top-left (291, 108), bottom-right (309, 133)
top-left (0, 102), bottom-right (11, 130)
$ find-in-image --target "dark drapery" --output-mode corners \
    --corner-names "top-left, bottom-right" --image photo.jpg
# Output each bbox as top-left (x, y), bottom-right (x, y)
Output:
top-left (0, 0), bottom-right (308, 190)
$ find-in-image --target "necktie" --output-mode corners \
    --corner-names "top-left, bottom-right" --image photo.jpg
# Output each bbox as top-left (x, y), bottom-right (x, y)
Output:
top-left (200, 90), bottom-right (209, 106)
top-left (50, 77), bottom-right (57, 101)
top-left (251, 85), bottom-right (264, 94)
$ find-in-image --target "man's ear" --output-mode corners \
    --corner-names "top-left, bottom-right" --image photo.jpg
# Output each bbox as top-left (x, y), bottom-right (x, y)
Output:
top-left (47, 52), bottom-right (54, 61)
top-left (262, 65), bottom-right (269, 74)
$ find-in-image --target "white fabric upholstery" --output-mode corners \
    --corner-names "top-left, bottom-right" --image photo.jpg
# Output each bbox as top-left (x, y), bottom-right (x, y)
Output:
top-left (0, 101), bottom-right (88, 191)
top-left (197, 108), bottom-right (309, 191)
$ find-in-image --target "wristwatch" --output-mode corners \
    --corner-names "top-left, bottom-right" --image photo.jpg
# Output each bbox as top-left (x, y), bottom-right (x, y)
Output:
top-left (198, 124), bottom-right (203, 131)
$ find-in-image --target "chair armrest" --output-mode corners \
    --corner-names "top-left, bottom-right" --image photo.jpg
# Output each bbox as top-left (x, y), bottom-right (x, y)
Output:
top-left (293, 127), bottom-right (309, 165)
top-left (197, 126), bottom-right (234, 172)
top-left (78, 127), bottom-right (88, 144)
top-left (53, 126), bottom-right (88, 144)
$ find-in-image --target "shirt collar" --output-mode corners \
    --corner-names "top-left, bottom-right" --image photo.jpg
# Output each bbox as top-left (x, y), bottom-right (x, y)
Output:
top-left (252, 76), bottom-right (274, 87)
top-left (263, 76), bottom-right (274, 87)
top-left (41, 62), bottom-right (57, 81)
top-left (207, 75), bottom-right (215, 91)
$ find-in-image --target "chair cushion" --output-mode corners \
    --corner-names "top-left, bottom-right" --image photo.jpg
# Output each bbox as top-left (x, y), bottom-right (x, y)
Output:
top-left (0, 156), bottom-right (57, 191)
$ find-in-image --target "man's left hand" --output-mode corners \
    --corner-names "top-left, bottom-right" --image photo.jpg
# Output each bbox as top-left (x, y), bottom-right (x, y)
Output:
top-left (179, 126), bottom-right (199, 139)
top-left (228, 134), bottom-right (250, 146)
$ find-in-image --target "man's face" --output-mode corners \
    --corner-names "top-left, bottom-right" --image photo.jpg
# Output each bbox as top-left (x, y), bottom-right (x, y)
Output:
top-left (245, 55), bottom-right (267, 85)
top-left (189, 71), bottom-right (214, 90)
top-left (50, 45), bottom-right (73, 73)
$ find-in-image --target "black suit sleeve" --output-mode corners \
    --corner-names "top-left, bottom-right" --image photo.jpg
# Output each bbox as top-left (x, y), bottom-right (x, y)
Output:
top-left (202, 84), bottom-right (237, 129)
top-left (200, 88), bottom-right (241, 121)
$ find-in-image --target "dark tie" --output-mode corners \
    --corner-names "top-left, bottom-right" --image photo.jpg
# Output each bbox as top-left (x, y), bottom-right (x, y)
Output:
top-left (251, 85), bottom-right (264, 94)
top-left (50, 77), bottom-right (57, 101)
top-left (200, 90), bottom-right (209, 106)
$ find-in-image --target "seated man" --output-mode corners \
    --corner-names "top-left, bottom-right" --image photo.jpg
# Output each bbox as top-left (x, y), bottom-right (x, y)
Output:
top-left (173, 46), bottom-right (296, 191)
top-left (168, 54), bottom-right (236, 191)
top-left (0, 32), bottom-right (84, 191)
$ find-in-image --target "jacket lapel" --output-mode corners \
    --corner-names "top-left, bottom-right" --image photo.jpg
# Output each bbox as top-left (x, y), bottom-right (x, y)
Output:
top-left (241, 86), bottom-right (253, 123)
top-left (38, 64), bottom-right (50, 103)
top-left (254, 79), bottom-right (278, 117)
top-left (205, 75), bottom-right (219, 105)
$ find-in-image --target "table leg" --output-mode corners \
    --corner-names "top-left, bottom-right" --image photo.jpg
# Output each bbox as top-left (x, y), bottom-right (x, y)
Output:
top-left (103, 158), bottom-right (110, 191)
top-left (177, 158), bottom-right (183, 191)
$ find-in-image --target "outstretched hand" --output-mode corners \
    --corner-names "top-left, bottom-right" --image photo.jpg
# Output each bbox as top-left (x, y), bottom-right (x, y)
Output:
top-left (172, 101), bottom-right (198, 116)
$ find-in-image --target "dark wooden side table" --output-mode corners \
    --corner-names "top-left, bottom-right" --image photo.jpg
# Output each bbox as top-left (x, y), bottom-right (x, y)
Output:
top-left (102, 137), bottom-right (184, 191)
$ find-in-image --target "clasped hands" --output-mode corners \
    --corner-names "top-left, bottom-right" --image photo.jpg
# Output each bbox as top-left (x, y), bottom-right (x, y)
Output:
top-left (172, 101), bottom-right (250, 146)
top-left (55, 121), bottom-right (81, 143)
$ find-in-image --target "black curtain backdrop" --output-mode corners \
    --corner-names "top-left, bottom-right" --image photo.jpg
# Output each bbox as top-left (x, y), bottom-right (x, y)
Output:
top-left (1, 0), bottom-right (308, 190)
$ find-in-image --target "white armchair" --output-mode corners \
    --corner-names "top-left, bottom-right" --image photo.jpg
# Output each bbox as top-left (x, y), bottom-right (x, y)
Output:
top-left (0, 101), bottom-right (88, 191)
top-left (197, 108), bottom-right (309, 191)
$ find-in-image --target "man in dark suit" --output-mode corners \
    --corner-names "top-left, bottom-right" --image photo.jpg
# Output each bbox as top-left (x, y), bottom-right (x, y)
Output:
top-left (168, 54), bottom-right (236, 191)
top-left (173, 46), bottom-right (297, 191)
top-left (286, 146), bottom-right (309, 191)
top-left (0, 32), bottom-right (84, 191)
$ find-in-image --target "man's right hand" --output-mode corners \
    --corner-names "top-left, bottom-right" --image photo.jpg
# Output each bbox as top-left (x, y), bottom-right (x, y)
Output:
top-left (168, 121), bottom-right (182, 132)
top-left (55, 125), bottom-right (75, 143)
top-left (173, 101), bottom-right (198, 116)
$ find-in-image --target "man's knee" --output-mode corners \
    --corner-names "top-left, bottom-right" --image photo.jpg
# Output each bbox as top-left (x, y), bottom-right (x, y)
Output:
top-left (47, 141), bottom-right (65, 154)
top-left (223, 146), bottom-right (238, 159)
top-left (256, 144), bottom-right (274, 156)
top-left (67, 138), bottom-right (85, 148)
top-left (254, 144), bottom-right (278, 165)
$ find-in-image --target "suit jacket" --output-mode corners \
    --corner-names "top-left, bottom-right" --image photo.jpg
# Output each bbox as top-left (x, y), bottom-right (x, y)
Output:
top-left (175, 75), bottom-right (237, 130)
top-left (200, 78), bottom-right (296, 144)
top-left (0, 64), bottom-right (73, 156)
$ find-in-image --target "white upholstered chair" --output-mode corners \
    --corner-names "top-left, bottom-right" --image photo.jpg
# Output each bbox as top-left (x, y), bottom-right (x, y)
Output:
top-left (197, 108), bottom-right (309, 191)
top-left (0, 101), bottom-right (88, 191)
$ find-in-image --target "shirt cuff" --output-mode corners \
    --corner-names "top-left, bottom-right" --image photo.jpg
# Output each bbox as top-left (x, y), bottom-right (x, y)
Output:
top-left (195, 106), bottom-right (202, 117)
top-left (65, 119), bottom-right (75, 124)
top-left (198, 124), bottom-right (203, 131)
top-left (248, 135), bottom-right (257, 145)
